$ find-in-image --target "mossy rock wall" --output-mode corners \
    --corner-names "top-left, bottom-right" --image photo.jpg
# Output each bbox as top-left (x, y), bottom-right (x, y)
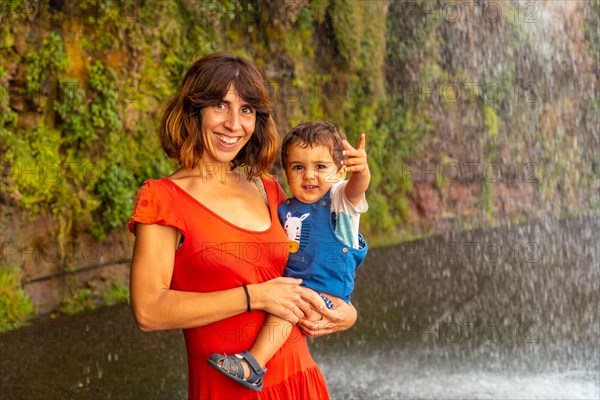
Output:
top-left (1, 0), bottom-right (598, 315)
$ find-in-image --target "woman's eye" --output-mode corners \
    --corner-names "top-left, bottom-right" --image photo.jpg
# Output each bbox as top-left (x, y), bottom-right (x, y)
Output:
top-left (241, 106), bottom-right (254, 114)
top-left (214, 102), bottom-right (226, 110)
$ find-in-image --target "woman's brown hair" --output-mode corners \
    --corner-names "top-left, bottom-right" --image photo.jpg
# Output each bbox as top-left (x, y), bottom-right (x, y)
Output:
top-left (160, 52), bottom-right (278, 178)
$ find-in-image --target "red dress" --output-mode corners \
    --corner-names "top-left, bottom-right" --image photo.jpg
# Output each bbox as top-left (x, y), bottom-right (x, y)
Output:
top-left (129, 177), bottom-right (330, 400)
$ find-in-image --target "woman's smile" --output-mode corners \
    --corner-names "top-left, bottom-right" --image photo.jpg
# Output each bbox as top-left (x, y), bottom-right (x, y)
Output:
top-left (214, 133), bottom-right (243, 148)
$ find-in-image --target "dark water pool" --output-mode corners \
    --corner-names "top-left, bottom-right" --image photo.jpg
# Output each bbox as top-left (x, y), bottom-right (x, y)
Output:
top-left (2, 216), bottom-right (598, 399)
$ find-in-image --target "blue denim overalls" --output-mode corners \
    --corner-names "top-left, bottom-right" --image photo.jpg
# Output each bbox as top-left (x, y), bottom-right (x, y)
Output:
top-left (278, 190), bottom-right (368, 306)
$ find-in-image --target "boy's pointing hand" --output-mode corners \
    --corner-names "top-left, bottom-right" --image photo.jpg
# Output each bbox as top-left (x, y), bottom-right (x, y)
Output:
top-left (341, 133), bottom-right (368, 174)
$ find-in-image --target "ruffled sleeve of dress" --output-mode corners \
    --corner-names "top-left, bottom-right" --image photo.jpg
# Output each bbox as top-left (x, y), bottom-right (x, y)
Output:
top-left (128, 179), bottom-right (186, 236)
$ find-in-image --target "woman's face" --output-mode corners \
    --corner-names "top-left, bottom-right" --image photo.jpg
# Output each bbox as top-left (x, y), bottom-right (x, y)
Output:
top-left (200, 83), bottom-right (256, 166)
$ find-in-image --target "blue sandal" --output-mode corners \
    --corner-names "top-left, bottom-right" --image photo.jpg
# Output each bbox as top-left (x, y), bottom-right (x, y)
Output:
top-left (208, 351), bottom-right (266, 391)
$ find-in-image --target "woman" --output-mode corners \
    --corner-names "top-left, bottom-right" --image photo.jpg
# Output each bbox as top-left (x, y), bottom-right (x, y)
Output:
top-left (128, 52), bottom-right (357, 399)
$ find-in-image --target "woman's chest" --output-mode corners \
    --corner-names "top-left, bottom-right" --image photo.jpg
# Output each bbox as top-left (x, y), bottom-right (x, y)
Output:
top-left (172, 215), bottom-right (290, 291)
top-left (186, 181), bottom-right (272, 231)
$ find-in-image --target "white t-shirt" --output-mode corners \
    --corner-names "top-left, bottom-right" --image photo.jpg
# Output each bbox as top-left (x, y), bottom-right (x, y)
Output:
top-left (329, 180), bottom-right (368, 248)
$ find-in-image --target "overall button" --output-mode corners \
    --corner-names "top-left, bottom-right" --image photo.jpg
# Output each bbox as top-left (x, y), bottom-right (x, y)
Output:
top-left (342, 247), bottom-right (348, 253)
top-left (321, 200), bottom-right (327, 206)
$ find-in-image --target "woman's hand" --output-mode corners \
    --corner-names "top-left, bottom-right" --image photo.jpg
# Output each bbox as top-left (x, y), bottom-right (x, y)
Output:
top-left (250, 277), bottom-right (311, 325)
top-left (297, 291), bottom-right (358, 337)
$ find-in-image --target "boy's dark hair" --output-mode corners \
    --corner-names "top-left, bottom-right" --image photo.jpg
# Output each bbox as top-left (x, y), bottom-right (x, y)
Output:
top-left (281, 120), bottom-right (347, 168)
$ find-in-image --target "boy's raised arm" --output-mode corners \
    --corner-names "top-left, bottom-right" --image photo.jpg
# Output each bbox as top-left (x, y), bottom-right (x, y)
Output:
top-left (341, 133), bottom-right (371, 207)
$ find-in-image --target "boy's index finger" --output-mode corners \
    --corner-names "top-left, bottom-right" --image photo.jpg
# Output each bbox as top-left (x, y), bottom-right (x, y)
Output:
top-left (357, 133), bottom-right (366, 151)
top-left (341, 139), bottom-right (355, 151)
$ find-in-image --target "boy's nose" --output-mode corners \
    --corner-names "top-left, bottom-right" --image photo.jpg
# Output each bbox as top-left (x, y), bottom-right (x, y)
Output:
top-left (302, 167), bottom-right (317, 180)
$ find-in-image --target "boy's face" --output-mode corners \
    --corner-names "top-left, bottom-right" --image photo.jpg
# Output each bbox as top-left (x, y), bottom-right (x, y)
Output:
top-left (284, 142), bottom-right (346, 204)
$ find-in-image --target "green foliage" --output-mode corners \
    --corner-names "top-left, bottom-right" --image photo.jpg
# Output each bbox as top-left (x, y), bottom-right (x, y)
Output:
top-left (309, 0), bottom-right (331, 24)
top-left (1, 79), bottom-right (18, 129)
top-left (585, 0), bottom-right (600, 62)
top-left (327, 0), bottom-right (361, 70)
top-left (56, 288), bottom-right (96, 316)
top-left (24, 32), bottom-right (68, 94)
top-left (8, 26), bottom-right (171, 240)
top-left (55, 62), bottom-right (122, 148)
top-left (102, 282), bottom-right (130, 306)
top-left (0, 124), bottom-right (78, 218)
top-left (0, 265), bottom-right (35, 332)
top-left (279, 8), bottom-right (315, 60)
top-left (54, 280), bottom-right (130, 315)
top-left (54, 79), bottom-right (98, 147)
top-left (484, 105), bottom-right (501, 140)
top-left (481, 179), bottom-right (495, 224)
top-left (91, 164), bottom-right (136, 239)
top-left (2, 0), bottom-right (597, 264)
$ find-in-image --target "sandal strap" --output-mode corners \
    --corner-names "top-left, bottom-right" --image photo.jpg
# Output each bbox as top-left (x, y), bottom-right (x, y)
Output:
top-left (208, 352), bottom-right (266, 390)
top-left (239, 351), bottom-right (265, 375)
top-left (220, 355), bottom-right (245, 380)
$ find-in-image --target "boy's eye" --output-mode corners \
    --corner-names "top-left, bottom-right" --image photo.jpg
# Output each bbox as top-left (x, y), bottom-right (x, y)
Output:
top-left (291, 165), bottom-right (304, 171)
top-left (316, 164), bottom-right (328, 170)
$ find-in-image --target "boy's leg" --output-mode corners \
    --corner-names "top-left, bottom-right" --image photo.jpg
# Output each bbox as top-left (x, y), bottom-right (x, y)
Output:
top-left (209, 307), bottom-right (325, 388)
top-left (249, 298), bottom-right (331, 371)
top-left (208, 314), bottom-right (290, 386)
top-left (249, 314), bottom-right (291, 368)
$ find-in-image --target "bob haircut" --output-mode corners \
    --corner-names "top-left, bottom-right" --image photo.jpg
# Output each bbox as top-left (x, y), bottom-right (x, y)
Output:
top-left (281, 120), bottom-right (347, 168)
top-left (160, 52), bottom-right (278, 178)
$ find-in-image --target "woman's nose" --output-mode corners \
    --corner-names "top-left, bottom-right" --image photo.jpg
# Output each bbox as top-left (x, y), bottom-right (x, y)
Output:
top-left (223, 110), bottom-right (241, 131)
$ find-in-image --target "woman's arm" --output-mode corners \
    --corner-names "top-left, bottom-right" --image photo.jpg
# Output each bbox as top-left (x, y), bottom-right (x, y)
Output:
top-left (296, 290), bottom-right (358, 337)
top-left (130, 223), bottom-right (310, 332)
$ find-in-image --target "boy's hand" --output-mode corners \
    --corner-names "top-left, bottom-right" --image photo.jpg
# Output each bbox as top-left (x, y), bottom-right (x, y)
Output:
top-left (298, 297), bottom-right (358, 337)
top-left (341, 133), bottom-right (370, 206)
top-left (341, 133), bottom-right (368, 174)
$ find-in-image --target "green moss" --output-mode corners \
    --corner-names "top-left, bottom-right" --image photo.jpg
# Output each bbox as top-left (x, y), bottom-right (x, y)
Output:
top-left (483, 105), bottom-right (501, 139)
top-left (585, 1), bottom-right (600, 63)
top-left (435, 153), bottom-right (455, 192)
top-left (24, 32), bottom-right (68, 94)
top-left (0, 124), bottom-right (75, 216)
top-left (102, 282), bottom-right (130, 306)
top-left (481, 179), bottom-right (495, 224)
top-left (1, 0), bottom-right (597, 274)
top-left (362, 192), bottom-right (398, 236)
top-left (0, 82), bottom-right (18, 129)
top-left (56, 288), bottom-right (96, 316)
top-left (55, 61), bottom-right (122, 149)
top-left (0, 265), bottom-right (35, 332)
top-left (91, 164), bottom-right (136, 240)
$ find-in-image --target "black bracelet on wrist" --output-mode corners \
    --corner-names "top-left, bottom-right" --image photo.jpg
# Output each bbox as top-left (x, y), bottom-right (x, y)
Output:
top-left (242, 284), bottom-right (251, 313)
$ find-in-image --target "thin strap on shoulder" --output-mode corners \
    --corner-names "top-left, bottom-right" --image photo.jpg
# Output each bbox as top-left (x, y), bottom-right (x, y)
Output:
top-left (251, 176), bottom-right (269, 208)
